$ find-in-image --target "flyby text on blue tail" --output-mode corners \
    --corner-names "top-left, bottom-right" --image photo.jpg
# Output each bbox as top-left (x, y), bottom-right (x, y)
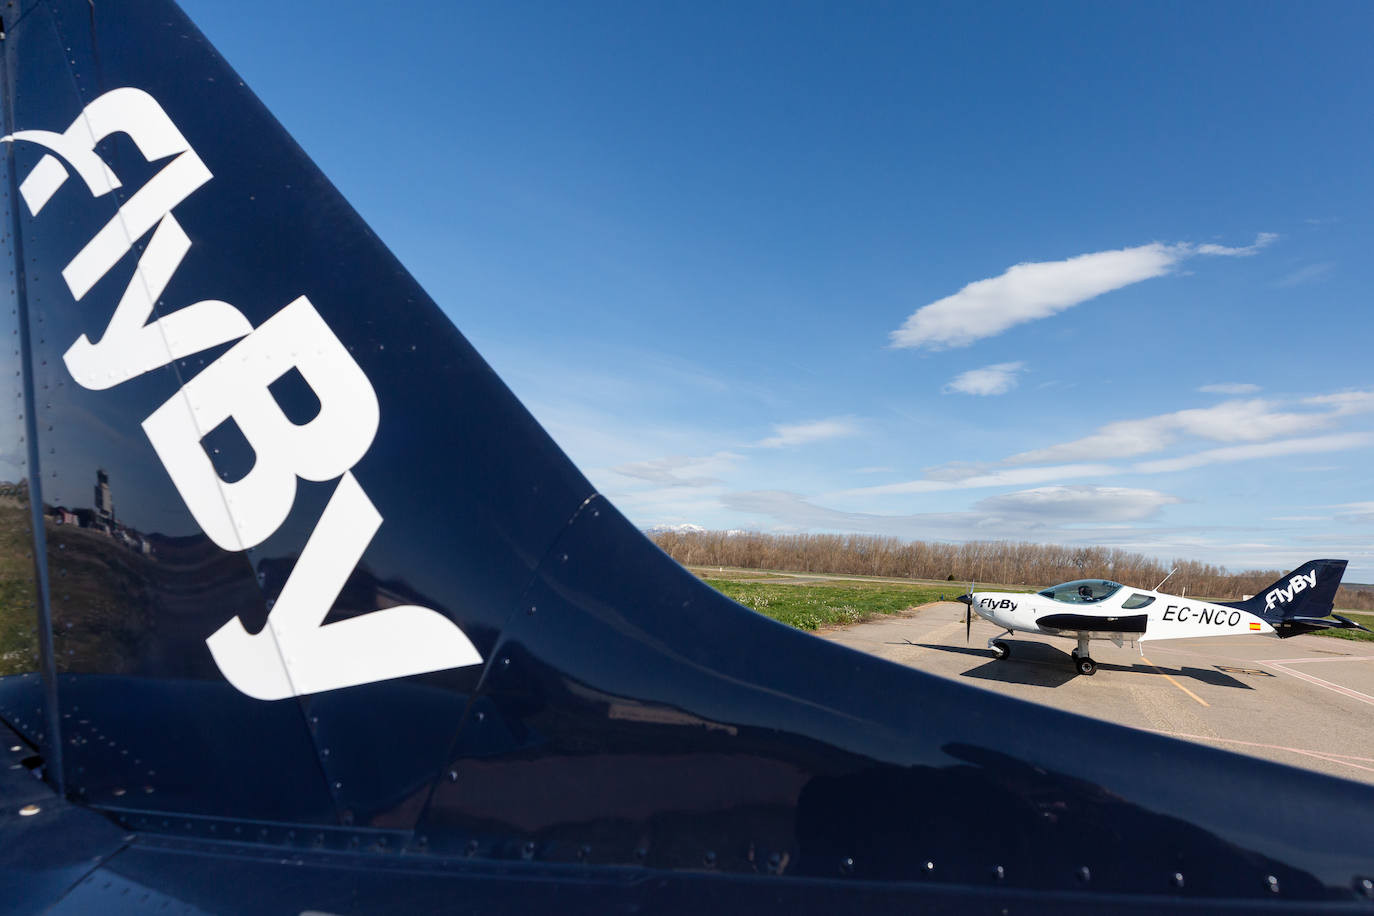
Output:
top-left (1221, 559), bottom-right (1370, 637)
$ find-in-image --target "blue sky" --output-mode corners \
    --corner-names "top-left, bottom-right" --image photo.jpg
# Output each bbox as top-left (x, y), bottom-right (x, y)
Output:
top-left (181, 1), bottom-right (1374, 579)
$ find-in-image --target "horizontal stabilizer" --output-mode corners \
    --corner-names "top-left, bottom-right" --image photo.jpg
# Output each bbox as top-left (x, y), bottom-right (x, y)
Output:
top-left (1273, 613), bottom-right (1372, 639)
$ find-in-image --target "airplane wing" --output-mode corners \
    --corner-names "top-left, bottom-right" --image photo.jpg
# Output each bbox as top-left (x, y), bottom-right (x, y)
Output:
top-left (1, 1), bottom-right (1373, 912)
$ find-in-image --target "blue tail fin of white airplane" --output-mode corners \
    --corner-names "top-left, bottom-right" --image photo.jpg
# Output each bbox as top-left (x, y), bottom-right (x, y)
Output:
top-left (1, 1), bottom-right (1374, 911)
top-left (1221, 559), bottom-right (1366, 636)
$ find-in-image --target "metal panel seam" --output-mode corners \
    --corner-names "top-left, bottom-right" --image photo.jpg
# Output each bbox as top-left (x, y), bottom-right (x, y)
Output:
top-left (0, 17), bottom-right (64, 795)
top-left (407, 491), bottom-right (602, 833)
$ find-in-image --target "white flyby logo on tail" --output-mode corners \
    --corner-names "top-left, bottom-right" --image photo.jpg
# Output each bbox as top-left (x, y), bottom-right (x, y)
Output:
top-left (1264, 571), bottom-right (1318, 612)
top-left (4, 88), bottom-right (484, 700)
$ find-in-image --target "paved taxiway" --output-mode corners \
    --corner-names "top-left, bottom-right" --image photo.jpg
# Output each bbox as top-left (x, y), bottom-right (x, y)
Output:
top-left (821, 601), bottom-right (1374, 786)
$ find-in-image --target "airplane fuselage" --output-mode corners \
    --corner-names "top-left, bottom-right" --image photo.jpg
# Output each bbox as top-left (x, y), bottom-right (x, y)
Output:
top-left (960, 561), bottom-right (1362, 675)
top-left (968, 584), bottom-right (1274, 645)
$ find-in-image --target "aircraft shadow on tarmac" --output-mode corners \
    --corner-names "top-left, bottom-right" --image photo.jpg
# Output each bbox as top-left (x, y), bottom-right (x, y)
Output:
top-left (905, 641), bottom-right (1254, 690)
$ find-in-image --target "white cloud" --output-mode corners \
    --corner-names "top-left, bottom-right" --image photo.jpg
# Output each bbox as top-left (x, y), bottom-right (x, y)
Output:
top-left (1278, 262), bottom-right (1334, 287)
top-left (720, 487), bottom-right (1178, 540)
top-left (1198, 382), bottom-right (1260, 395)
top-left (1168, 400), bottom-right (1320, 441)
top-left (1132, 433), bottom-right (1374, 474)
top-left (889, 233), bottom-right (1277, 350)
top-left (944, 361), bottom-right (1026, 396)
top-left (976, 485), bottom-right (1180, 523)
top-left (756, 417), bottom-right (860, 448)
top-left (725, 490), bottom-right (917, 529)
top-left (918, 460), bottom-right (992, 483)
top-left (830, 388), bottom-right (1371, 516)
top-left (611, 452), bottom-right (740, 488)
top-left (1303, 390), bottom-right (1374, 416)
top-left (834, 463), bottom-right (1118, 498)
top-left (1194, 232), bottom-right (1278, 257)
top-left (1004, 399), bottom-right (1325, 466)
top-left (889, 243), bottom-right (1181, 350)
top-left (1333, 503), bottom-right (1374, 523)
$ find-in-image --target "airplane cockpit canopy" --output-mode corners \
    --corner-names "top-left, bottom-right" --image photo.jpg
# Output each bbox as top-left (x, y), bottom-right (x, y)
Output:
top-left (1037, 579), bottom-right (1124, 603)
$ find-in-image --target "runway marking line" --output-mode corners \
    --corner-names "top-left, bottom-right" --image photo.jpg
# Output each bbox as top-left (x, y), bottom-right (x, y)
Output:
top-left (1266, 655), bottom-right (1374, 665)
top-left (1142, 644), bottom-right (1374, 707)
top-left (1145, 729), bottom-right (1374, 777)
top-left (1259, 661), bottom-right (1374, 708)
top-left (1139, 655), bottom-right (1209, 707)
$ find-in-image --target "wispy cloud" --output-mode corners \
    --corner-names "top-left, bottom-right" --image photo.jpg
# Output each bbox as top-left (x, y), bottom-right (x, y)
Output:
top-left (611, 451), bottom-right (740, 488)
top-left (1194, 232), bottom-right (1278, 256)
top-left (944, 361), bottom-right (1026, 396)
top-left (1334, 502), bottom-right (1374, 523)
top-left (976, 485), bottom-right (1180, 523)
top-left (889, 233), bottom-right (1277, 351)
top-left (1303, 390), bottom-right (1374, 416)
top-left (721, 486), bottom-right (1179, 537)
top-left (721, 490), bottom-right (972, 537)
top-left (1132, 433), bottom-right (1374, 474)
top-left (756, 417), bottom-right (860, 448)
top-left (1277, 261), bottom-right (1334, 287)
top-left (846, 388), bottom-right (1373, 507)
top-left (1198, 382), bottom-right (1259, 395)
top-left (834, 463), bottom-right (1118, 497)
top-left (1003, 399), bottom-right (1324, 466)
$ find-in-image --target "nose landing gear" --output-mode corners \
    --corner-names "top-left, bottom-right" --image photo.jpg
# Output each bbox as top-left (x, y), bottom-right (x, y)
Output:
top-left (988, 630), bottom-right (1013, 660)
top-left (1072, 637), bottom-right (1096, 676)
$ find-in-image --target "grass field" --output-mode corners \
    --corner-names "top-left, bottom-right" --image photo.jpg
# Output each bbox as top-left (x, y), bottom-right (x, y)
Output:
top-left (700, 575), bottom-right (978, 630)
top-left (0, 497), bottom-right (39, 675)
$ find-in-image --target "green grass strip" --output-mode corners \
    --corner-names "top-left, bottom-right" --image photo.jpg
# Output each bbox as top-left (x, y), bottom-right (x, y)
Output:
top-left (702, 578), bottom-right (969, 631)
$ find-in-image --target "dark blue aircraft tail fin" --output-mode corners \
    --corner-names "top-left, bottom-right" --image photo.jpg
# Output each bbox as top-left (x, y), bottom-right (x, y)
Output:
top-left (4, 1), bottom-right (1374, 909)
top-left (1219, 559), bottom-right (1357, 637)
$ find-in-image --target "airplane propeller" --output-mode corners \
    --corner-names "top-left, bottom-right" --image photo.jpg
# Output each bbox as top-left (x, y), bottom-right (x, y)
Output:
top-left (956, 579), bottom-right (974, 643)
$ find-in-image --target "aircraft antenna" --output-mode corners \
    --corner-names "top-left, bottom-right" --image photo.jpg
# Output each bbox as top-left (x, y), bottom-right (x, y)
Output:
top-left (1154, 567), bottom-right (1178, 591)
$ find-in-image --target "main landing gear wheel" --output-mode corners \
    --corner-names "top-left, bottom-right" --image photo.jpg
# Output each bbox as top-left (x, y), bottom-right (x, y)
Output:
top-left (991, 640), bottom-right (1011, 660)
top-left (1076, 656), bottom-right (1097, 676)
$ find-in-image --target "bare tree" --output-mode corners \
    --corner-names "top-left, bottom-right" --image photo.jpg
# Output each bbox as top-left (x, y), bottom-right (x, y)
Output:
top-left (649, 529), bottom-right (1374, 611)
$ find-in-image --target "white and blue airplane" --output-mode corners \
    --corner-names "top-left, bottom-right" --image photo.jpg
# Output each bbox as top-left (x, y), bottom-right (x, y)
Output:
top-left (957, 559), bottom-right (1369, 676)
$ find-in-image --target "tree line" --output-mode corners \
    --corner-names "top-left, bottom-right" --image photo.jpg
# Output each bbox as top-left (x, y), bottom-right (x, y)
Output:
top-left (649, 530), bottom-right (1374, 611)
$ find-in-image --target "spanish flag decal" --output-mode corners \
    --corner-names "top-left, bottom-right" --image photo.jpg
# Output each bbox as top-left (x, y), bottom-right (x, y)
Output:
top-left (1250, 622), bottom-right (1262, 631)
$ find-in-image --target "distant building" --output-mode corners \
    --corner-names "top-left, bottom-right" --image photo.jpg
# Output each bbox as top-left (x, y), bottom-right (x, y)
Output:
top-left (94, 469), bottom-right (114, 526)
